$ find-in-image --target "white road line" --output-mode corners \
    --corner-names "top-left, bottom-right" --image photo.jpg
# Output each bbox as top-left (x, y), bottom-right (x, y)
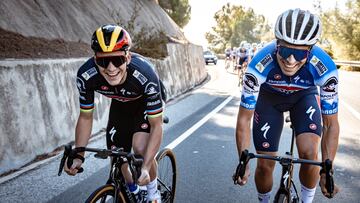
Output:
top-left (165, 95), bottom-right (234, 150)
top-left (341, 100), bottom-right (360, 121)
top-left (1, 94), bottom-right (236, 184)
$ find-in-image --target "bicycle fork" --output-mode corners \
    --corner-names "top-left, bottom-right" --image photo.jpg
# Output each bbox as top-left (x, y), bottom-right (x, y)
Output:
top-left (275, 159), bottom-right (299, 202)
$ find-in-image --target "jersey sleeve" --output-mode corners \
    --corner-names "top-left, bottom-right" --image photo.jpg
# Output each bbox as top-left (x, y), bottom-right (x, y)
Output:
top-left (76, 67), bottom-right (95, 113)
top-left (240, 42), bottom-right (276, 109)
top-left (137, 59), bottom-right (163, 118)
top-left (309, 46), bottom-right (339, 115)
top-left (319, 71), bottom-right (338, 115)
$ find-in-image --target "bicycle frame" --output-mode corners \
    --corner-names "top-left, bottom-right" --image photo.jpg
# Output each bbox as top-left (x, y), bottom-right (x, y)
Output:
top-left (109, 157), bottom-right (138, 203)
top-left (233, 116), bottom-right (334, 203)
top-left (58, 145), bottom-right (143, 203)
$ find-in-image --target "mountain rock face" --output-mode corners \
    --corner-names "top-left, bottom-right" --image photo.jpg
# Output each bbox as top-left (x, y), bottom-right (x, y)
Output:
top-left (0, 0), bottom-right (186, 59)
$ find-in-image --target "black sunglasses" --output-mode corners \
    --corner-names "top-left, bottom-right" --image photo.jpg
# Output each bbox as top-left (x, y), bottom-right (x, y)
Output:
top-left (277, 45), bottom-right (309, 61)
top-left (95, 55), bottom-right (127, 68)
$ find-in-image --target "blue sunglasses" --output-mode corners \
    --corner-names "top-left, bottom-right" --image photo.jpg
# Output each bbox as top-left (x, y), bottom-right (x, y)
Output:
top-left (277, 46), bottom-right (309, 61)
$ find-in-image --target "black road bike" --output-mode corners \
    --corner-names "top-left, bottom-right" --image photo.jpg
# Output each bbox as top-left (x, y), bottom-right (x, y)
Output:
top-left (58, 145), bottom-right (176, 203)
top-left (233, 116), bottom-right (334, 203)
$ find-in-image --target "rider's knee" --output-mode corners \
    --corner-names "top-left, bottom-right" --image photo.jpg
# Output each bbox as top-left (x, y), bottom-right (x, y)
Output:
top-left (132, 143), bottom-right (146, 156)
top-left (298, 149), bottom-right (318, 160)
top-left (297, 133), bottom-right (320, 160)
top-left (256, 159), bottom-right (276, 174)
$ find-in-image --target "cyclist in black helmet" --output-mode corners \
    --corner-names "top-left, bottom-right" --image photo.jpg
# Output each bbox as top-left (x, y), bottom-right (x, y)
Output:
top-left (64, 24), bottom-right (165, 203)
top-left (234, 9), bottom-right (340, 203)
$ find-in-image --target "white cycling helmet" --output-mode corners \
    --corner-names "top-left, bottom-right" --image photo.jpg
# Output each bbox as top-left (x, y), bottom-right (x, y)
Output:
top-left (275, 8), bottom-right (322, 45)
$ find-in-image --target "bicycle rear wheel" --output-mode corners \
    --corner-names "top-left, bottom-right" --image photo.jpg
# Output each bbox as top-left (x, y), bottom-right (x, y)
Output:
top-left (85, 184), bottom-right (126, 203)
top-left (156, 148), bottom-right (177, 203)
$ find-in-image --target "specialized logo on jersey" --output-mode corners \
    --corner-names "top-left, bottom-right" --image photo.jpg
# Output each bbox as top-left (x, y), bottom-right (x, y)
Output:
top-left (255, 54), bottom-right (273, 73)
top-left (261, 123), bottom-right (270, 139)
top-left (293, 75), bottom-right (300, 83)
top-left (145, 82), bottom-right (159, 96)
top-left (310, 56), bottom-right (328, 76)
top-left (322, 77), bottom-right (338, 92)
top-left (76, 77), bottom-right (86, 93)
top-left (81, 67), bottom-right (98, 80)
top-left (133, 70), bottom-right (148, 85)
top-left (306, 106), bottom-right (316, 121)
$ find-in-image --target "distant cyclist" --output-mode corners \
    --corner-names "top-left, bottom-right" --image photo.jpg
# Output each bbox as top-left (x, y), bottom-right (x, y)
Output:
top-left (64, 24), bottom-right (164, 203)
top-left (234, 8), bottom-right (340, 203)
top-left (236, 47), bottom-right (249, 86)
top-left (225, 47), bottom-right (232, 70)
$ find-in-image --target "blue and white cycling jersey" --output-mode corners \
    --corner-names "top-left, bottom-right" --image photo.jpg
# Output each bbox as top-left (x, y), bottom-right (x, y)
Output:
top-left (240, 40), bottom-right (339, 115)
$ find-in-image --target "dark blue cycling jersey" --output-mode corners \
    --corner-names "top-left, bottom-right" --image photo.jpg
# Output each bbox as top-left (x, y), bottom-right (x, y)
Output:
top-left (76, 53), bottom-right (163, 118)
top-left (241, 40), bottom-right (338, 115)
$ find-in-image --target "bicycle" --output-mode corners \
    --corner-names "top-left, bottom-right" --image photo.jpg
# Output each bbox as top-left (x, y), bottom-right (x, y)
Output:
top-left (233, 116), bottom-right (335, 203)
top-left (237, 63), bottom-right (247, 88)
top-left (225, 56), bottom-right (231, 70)
top-left (58, 144), bottom-right (176, 203)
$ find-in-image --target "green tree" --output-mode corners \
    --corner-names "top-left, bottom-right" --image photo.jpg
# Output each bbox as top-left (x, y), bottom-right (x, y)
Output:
top-left (205, 3), bottom-right (271, 53)
top-left (320, 0), bottom-right (360, 60)
top-left (158, 0), bottom-right (191, 28)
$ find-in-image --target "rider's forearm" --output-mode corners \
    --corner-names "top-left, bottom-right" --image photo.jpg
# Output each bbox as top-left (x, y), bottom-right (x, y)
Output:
top-left (236, 124), bottom-right (251, 157)
top-left (143, 121), bottom-right (163, 170)
top-left (75, 112), bottom-right (93, 156)
top-left (235, 108), bottom-right (252, 157)
top-left (321, 115), bottom-right (340, 162)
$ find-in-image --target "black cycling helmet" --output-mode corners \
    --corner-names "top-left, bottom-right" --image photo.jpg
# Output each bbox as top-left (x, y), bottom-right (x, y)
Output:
top-left (91, 24), bottom-right (132, 53)
top-left (275, 8), bottom-right (322, 45)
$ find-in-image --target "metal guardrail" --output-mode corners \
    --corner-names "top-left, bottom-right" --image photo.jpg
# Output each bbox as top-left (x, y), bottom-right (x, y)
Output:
top-left (333, 60), bottom-right (360, 67)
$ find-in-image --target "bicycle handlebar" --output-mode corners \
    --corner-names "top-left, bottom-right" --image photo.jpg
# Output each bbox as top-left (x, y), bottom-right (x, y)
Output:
top-left (233, 150), bottom-right (335, 195)
top-left (58, 144), bottom-right (143, 176)
top-left (58, 144), bottom-right (84, 176)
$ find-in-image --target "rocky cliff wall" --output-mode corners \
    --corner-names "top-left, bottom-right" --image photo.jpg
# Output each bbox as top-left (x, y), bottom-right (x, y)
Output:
top-left (0, 43), bottom-right (206, 174)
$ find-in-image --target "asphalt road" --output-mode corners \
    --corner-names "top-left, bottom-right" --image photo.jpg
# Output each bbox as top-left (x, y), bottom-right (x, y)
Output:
top-left (0, 60), bottom-right (359, 203)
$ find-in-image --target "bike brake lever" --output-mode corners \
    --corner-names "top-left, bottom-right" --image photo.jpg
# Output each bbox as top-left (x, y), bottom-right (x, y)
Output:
top-left (233, 150), bottom-right (250, 184)
top-left (64, 146), bottom-right (85, 174)
top-left (58, 144), bottom-right (72, 176)
top-left (324, 159), bottom-right (334, 198)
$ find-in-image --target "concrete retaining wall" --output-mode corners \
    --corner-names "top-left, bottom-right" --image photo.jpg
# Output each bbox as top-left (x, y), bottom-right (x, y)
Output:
top-left (0, 43), bottom-right (206, 174)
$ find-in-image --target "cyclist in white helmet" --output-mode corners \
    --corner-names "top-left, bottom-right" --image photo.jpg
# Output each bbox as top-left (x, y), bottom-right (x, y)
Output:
top-left (234, 8), bottom-right (340, 203)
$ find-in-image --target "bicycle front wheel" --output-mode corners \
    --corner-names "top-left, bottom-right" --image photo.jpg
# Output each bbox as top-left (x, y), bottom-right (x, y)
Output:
top-left (85, 184), bottom-right (126, 203)
top-left (275, 193), bottom-right (288, 203)
top-left (156, 148), bottom-right (177, 203)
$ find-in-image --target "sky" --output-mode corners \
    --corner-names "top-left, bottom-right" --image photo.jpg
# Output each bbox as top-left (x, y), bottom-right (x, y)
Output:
top-left (183, 0), bottom-right (347, 48)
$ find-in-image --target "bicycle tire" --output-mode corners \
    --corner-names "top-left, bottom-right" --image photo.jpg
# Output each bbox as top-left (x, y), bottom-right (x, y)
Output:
top-left (85, 184), bottom-right (126, 203)
top-left (156, 148), bottom-right (177, 203)
top-left (274, 193), bottom-right (288, 203)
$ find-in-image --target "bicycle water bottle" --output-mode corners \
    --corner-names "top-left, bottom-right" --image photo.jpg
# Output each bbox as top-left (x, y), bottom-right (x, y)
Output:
top-left (128, 183), bottom-right (140, 194)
